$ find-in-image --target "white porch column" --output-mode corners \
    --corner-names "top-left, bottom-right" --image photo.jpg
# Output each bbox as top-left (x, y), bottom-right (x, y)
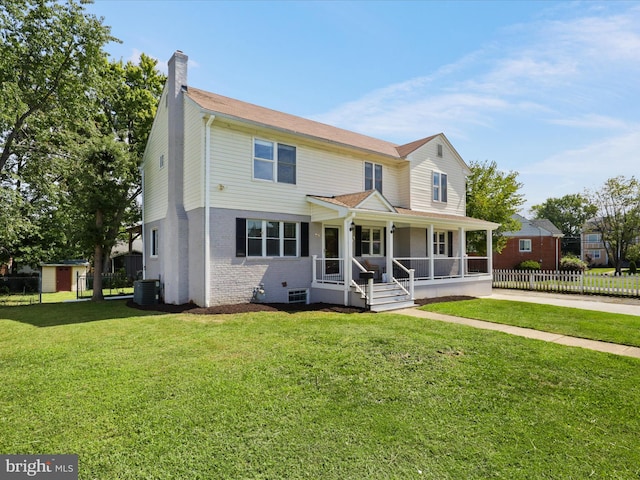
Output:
top-left (386, 220), bottom-right (394, 282)
top-left (343, 215), bottom-right (354, 305)
top-left (486, 229), bottom-right (493, 275)
top-left (459, 227), bottom-right (465, 277)
top-left (428, 224), bottom-right (434, 280)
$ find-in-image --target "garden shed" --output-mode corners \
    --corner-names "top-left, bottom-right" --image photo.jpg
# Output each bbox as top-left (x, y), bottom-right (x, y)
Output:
top-left (41, 261), bottom-right (90, 293)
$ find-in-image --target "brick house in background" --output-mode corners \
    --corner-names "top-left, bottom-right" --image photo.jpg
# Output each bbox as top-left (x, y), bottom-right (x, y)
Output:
top-left (493, 214), bottom-right (564, 270)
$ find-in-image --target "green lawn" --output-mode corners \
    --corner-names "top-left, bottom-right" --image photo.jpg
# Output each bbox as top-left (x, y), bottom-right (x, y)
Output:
top-left (421, 299), bottom-right (640, 347)
top-left (1, 301), bottom-right (639, 478)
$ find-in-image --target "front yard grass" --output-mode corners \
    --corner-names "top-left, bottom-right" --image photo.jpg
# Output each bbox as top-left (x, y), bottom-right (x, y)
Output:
top-left (421, 299), bottom-right (640, 347)
top-left (1, 301), bottom-right (639, 478)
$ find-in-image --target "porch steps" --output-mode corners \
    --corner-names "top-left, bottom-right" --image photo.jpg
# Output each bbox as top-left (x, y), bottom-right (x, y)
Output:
top-left (368, 283), bottom-right (416, 312)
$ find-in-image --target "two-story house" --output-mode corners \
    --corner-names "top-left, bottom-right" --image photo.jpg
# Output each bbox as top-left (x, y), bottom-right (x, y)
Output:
top-left (142, 51), bottom-right (499, 311)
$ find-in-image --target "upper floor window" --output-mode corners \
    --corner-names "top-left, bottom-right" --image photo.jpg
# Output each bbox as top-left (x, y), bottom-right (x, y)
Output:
top-left (433, 171), bottom-right (448, 202)
top-left (247, 219), bottom-right (298, 257)
top-left (586, 233), bottom-right (601, 243)
top-left (253, 139), bottom-right (296, 184)
top-left (519, 239), bottom-right (532, 252)
top-left (364, 162), bottom-right (383, 193)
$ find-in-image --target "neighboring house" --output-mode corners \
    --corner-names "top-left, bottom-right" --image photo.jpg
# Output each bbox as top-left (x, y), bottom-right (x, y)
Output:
top-left (580, 228), bottom-right (608, 267)
top-left (108, 225), bottom-right (143, 279)
top-left (493, 214), bottom-right (564, 270)
top-left (142, 51), bottom-right (499, 310)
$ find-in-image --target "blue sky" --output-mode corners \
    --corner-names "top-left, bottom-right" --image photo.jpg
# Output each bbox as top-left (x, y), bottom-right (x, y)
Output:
top-left (86, 0), bottom-right (640, 213)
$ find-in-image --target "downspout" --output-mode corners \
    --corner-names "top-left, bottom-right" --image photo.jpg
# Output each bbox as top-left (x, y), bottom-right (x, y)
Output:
top-left (204, 115), bottom-right (216, 307)
top-left (140, 165), bottom-right (146, 279)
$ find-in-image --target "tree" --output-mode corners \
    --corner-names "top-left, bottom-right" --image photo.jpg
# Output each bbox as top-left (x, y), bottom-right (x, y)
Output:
top-left (530, 194), bottom-right (597, 237)
top-left (0, 0), bottom-right (115, 173)
top-left (586, 176), bottom-right (640, 275)
top-left (466, 160), bottom-right (525, 254)
top-left (68, 136), bottom-right (136, 301)
top-left (530, 193), bottom-right (597, 256)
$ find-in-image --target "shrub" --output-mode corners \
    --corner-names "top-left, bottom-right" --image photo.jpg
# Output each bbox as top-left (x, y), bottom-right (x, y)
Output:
top-left (559, 255), bottom-right (587, 272)
top-left (516, 260), bottom-right (541, 271)
top-left (629, 261), bottom-right (637, 275)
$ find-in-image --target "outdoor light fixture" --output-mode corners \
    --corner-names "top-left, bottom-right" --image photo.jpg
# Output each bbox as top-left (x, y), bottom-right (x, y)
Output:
top-left (391, 224), bottom-right (396, 234)
top-left (349, 222), bottom-right (355, 232)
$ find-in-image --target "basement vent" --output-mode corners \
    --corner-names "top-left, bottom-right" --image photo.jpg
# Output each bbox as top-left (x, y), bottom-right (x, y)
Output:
top-left (288, 289), bottom-right (308, 304)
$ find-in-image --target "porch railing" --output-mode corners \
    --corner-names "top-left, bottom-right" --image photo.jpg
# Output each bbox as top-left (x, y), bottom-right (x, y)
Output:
top-left (392, 259), bottom-right (414, 299)
top-left (312, 256), bottom-right (345, 284)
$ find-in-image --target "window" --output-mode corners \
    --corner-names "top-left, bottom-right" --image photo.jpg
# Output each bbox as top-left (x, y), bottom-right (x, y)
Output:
top-left (246, 220), bottom-right (298, 257)
top-left (253, 139), bottom-right (296, 184)
top-left (519, 239), bottom-right (532, 252)
top-left (433, 171), bottom-right (448, 202)
top-left (590, 250), bottom-right (601, 259)
top-left (150, 228), bottom-right (159, 257)
top-left (586, 233), bottom-right (601, 243)
top-left (433, 231), bottom-right (447, 256)
top-left (437, 144), bottom-right (443, 157)
top-left (288, 289), bottom-right (308, 304)
top-left (364, 162), bottom-right (383, 193)
top-left (361, 227), bottom-right (383, 256)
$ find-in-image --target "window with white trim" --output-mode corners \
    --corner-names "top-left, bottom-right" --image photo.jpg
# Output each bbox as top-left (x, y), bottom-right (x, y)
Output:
top-left (589, 250), bottom-right (601, 259)
top-left (364, 162), bottom-right (383, 193)
top-left (288, 289), bottom-right (308, 304)
top-left (361, 227), bottom-right (383, 256)
top-left (433, 231), bottom-right (447, 256)
top-left (433, 171), bottom-right (448, 202)
top-left (247, 220), bottom-right (299, 257)
top-left (150, 228), bottom-right (159, 257)
top-left (519, 239), bottom-right (532, 252)
top-left (586, 233), bottom-right (601, 243)
top-left (253, 139), bottom-right (296, 184)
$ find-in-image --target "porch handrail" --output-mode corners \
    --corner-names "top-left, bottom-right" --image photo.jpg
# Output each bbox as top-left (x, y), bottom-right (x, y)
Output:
top-left (392, 259), bottom-right (415, 300)
top-left (350, 279), bottom-right (368, 299)
top-left (352, 257), bottom-right (368, 273)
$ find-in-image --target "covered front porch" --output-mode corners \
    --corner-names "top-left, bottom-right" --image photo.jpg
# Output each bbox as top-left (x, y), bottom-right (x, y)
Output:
top-left (307, 192), bottom-right (499, 311)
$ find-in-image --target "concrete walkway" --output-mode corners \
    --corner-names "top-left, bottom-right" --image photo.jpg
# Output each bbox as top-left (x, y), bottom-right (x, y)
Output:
top-left (395, 290), bottom-right (640, 359)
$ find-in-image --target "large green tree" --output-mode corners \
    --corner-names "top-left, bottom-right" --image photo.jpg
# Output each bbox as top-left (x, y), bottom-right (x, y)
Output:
top-left (0, 0), bottom-right (114, 173)
top-left (466, 160), bottom-right (525, 254)
top-left (530, 193), bottom-right (597, 256)
top-left (586, 176), bottom-right (640, 275)
top-left (530, 194), bottom-right (597, 237)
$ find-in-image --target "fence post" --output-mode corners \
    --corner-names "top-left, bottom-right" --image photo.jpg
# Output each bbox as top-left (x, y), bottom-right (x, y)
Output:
top-left (529, 271), bottom-right (534, 290)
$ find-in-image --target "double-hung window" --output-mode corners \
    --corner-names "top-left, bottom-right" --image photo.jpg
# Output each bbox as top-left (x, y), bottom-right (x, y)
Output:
top-left (247, 220), bottom-right (298, 257)
top-left (519, 239), bottom-right (532, 252)
top-left (253, 139), bottom-right (296, 184)
top-left (433, 231), bottom-right (447, 256)
top-left (361, 227), bottom-right (383, 256)
top-left (433, 171), bottom-right (448, 203)
top-left (364, 162), bottom-right (383, 193)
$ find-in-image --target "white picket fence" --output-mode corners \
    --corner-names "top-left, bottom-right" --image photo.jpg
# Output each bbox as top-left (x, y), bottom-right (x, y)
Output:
top-left (493, 269), bottom-right (640, 298)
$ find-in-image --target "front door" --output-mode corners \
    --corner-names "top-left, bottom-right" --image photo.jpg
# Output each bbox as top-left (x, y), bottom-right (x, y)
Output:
top-left (324, 227), bottom-right (340, 275)
top-left (56, 266), bottom-right (72, 292)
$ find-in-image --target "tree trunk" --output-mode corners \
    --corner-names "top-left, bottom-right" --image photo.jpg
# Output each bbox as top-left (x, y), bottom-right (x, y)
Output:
top-left (92, 209), bottom-right (105, 301)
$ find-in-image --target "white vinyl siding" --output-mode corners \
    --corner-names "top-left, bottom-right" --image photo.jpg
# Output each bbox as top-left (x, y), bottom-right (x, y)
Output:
top-left (183, 97), bottom-right (204, 211)
top-left (206, 122), bottom-right (403, 215)
top-left (142, 89), bottom-right (169, 223)
top-left (406, 137), bottom-right (467, 215)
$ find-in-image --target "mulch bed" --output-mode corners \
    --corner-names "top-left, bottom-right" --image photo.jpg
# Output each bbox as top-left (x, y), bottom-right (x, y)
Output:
top-left (127, 295), bottom-right (474, 315)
